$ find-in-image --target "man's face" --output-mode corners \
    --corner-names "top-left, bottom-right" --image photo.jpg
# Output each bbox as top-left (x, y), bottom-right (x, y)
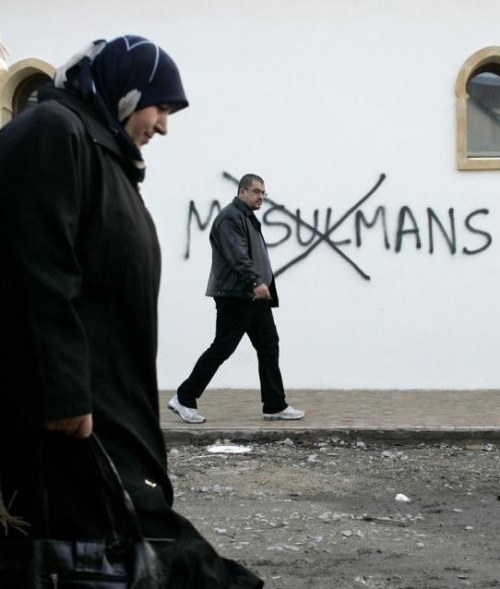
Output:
top-left (124, 105), bottom-right (170, 150)
top-left (239, 180), bottom-right (266, 211)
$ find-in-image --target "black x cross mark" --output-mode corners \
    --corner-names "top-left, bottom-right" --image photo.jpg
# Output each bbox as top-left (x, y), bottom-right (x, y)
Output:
top-left (223, 172), bottom-right (386, 281)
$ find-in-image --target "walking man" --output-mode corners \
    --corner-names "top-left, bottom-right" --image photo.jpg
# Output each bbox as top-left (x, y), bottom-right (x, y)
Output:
top-left (169, 173), bottom-right (305, 423)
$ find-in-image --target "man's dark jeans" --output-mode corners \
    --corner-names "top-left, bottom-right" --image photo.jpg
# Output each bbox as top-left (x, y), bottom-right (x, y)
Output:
top-left (177, 297), bottom-right (287, 414)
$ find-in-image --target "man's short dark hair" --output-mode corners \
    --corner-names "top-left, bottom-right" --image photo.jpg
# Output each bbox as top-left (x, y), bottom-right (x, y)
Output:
top-left (238, 173), bottom-right (264, 192)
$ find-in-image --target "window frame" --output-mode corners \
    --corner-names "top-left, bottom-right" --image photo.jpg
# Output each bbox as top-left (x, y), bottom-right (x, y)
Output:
top-left (456, 46), bottom-right (500, 170)
top-left (0, 58), bottom-right (54, 128)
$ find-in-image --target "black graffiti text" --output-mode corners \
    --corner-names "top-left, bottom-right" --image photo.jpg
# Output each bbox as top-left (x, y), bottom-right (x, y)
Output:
top-left (183, 172), bottom-right (492, 281)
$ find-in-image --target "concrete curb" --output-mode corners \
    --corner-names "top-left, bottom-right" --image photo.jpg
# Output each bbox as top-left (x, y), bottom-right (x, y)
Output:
top-left (161, 427), bottom-right (500, 446)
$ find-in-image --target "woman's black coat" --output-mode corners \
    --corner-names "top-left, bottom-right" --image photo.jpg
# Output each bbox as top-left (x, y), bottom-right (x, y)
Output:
top-left (0, 87), bottom-right (175, 533)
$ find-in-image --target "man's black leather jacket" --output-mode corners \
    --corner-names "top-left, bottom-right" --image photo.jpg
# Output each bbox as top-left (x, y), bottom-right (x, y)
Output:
top-left (205, 197), bottom-right (278, 306)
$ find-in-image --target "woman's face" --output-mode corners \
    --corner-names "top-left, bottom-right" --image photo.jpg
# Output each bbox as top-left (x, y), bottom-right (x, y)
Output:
top-left (124, 105), bottom-right (170, 150)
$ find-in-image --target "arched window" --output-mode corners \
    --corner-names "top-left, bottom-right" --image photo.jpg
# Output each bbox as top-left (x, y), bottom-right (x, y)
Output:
top-left (456, 47), bottom-right (500, 170)
top-left (0, 58), bottom-right (54, 128)
top-left (12, 72), bottom-right (51, 116)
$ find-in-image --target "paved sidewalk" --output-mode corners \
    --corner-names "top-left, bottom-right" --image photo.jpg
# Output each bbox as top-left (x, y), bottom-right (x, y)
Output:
top-left (159, 389), bottom-right (500, 444)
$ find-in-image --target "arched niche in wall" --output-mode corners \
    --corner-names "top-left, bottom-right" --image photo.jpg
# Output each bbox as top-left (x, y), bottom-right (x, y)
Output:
top-left (0, 58), bottom-right (54, 128)
top-left (456, 46), bottom-right (500, 170)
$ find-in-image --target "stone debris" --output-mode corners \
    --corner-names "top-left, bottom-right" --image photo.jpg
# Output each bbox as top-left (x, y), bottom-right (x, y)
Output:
top-left (206, 444), bottom-right (252, 454)
top-left (360, 515), bottom-right (410, 527)
top-left (198, 484), bottom-right (235, 494)
top-left (267, 544), bottom-right (301, 552)
top-left (278, 438), bottom-right (295, 447)
top-left (165, 439), bottom-right (499, 588)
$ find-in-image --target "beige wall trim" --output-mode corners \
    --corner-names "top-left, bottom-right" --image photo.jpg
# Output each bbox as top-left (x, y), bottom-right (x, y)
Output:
top-left (0, 58), bottom-right (54, 127)
top-left (456, 46), bottom-right (500, 171)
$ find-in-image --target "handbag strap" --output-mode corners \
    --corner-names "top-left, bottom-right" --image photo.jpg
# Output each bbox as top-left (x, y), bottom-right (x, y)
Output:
top-left (86, 433), bottom-right (145, 543)
top-left (37, 432), bottom-right (145, 544)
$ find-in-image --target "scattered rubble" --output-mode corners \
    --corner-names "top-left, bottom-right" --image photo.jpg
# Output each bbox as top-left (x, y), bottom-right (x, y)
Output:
top-left (167, 438), bottom-right (500, 589)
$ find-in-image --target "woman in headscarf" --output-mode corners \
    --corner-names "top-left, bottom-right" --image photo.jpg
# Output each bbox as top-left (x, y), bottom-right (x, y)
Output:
top-left (0, 35), bottom-right (263, 588)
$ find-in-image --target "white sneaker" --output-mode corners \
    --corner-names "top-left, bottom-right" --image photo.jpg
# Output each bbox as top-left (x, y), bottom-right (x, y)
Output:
top-left (263, 406), bottom-right (305, 421)
top-left (168, 395), bottom-right (206, 424)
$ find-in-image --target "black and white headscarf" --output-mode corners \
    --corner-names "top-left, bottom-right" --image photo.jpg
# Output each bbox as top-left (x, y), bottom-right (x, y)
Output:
top-left (54, 35), bottom-right (189, 182)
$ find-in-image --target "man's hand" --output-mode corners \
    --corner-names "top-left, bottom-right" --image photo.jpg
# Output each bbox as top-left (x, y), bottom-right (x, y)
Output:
top-left (45, 414), bottom-right (93, 439)
top-left (253, 284), bottom-right (272, 300)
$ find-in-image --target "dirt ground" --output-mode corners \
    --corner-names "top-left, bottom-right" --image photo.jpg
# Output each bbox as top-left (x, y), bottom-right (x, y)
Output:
top-left (166, 436), bottom-right (500, 589)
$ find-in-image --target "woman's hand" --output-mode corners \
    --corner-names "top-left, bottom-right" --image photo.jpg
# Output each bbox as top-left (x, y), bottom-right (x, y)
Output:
top-left (45, 414), bottom-right (93, 439)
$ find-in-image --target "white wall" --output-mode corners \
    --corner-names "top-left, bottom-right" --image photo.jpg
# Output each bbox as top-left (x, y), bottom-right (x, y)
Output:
top-left (3, 0), bottom-right (500, 390)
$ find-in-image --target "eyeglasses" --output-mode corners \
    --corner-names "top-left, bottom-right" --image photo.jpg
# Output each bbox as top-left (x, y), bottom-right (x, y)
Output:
top-left (244, 187), bottom-right (268, 197)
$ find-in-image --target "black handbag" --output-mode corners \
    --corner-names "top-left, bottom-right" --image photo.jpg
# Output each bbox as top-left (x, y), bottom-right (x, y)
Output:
top-left (0, 433), bottom-right (171, 588)
top-left (0, 434), bottom-right (264, 589)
